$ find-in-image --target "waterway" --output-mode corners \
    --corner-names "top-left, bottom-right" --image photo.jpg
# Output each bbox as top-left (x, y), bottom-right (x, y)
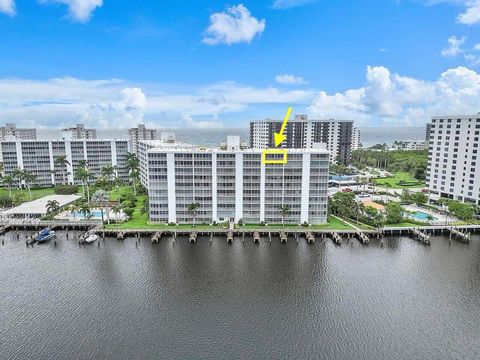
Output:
top-left (1, 231), bottom-right (479, 359)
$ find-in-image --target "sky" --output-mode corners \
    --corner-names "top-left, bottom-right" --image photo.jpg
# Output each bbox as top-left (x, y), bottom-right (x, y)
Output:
top-left (0, 0), bottom-right (480, 129)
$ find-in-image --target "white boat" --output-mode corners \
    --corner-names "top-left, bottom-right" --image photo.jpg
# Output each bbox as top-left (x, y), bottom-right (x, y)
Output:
top-left (84, 234), bottom-right (99, 243)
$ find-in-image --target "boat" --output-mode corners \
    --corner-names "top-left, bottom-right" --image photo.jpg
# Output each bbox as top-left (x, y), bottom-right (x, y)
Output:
top-left (84, 233), bottom-right (99, 243)
top-left (35, 228), bottom-right (56, 242)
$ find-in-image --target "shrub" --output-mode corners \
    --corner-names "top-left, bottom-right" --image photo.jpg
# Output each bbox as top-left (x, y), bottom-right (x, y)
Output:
top-left (54, 184), bottom-right (79, 195)
top-left (123, 207), bottom-right (135, 218)
top-left (0, 194), bottom-right (14, 208)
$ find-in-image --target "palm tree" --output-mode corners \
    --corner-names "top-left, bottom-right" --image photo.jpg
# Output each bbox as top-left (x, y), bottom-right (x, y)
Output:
top-left (112, 203), bottom-right (124, 221)
top-left (46, 199), bottom-right (60, 214)
top-left (68, 203), bottom-right (79, 220)
top-left (22, 170), bottom-right (36, 199)
top-left (187, 202), bottom-right (200, 227)
top-left (12, 167), bottom-right (23, 190)
top-left (92, 189), bottom-right (110, 225)
top-left (75, 166), bottom-right (91, 204)
top-left (279, 204), bottom-right (291, 226)
top-left (101, 164), bottom-right (117, 182)
top-left (79, 203), bottom-right (91, 220)
top-left (2, 175), bottom-right (15, 196)
top-left (129, 168), bottom-right (140, 196)
top-left (54, 155), bottom-right (70, 185)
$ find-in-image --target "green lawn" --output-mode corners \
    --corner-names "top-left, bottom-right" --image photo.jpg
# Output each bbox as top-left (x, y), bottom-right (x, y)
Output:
top-left (374, 172), bottom-right (425, 189)
top-left (0, 187), bottom-right (56, 201)
top-left (106, 215), bottom-right (355, 231)
top-left (109, 186), bottom-right (136, 201)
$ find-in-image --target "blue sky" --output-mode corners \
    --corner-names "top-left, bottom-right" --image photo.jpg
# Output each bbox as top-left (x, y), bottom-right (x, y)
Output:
top-left (0, 0), bottom-right (480, 128)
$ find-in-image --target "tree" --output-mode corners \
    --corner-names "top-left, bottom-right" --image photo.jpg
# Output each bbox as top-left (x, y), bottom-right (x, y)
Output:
top-left (411, 192), bottom-right (428, 207)
top-left (187, 202), bottom-right (200, 226)
top-left (330, 192), bottom-right (359, 219)
top-left (12, 167), bottom-right (23, 190)
top-left (385, 202), bottom-right (404, 224)
top-left (129, 168), bottom-right (140, 196)
top-left (2, 175), bottom-right (15, 196)
top-left (101, 164), bottom-right (116, 180)
top-left (91, 189), bottom-right (110, 225)
top-left (79, 203), bottom-right (91, 220)
top-left (75, 166), bottom-right (91, 204)
top-left (112, 203), bottom-right (124, 221)
top-left (54, 155), bottom-right (70, 185)
top-left (279, 204), bottom-right (291, 226)
top-left (447, 201), bottom-right (475, 221)
top-left (22, 170), bottom-right (36, 200)
top-left (68, 204), bottom-right (79, 220)
top-left (46, 199), bottom-right (60, 214)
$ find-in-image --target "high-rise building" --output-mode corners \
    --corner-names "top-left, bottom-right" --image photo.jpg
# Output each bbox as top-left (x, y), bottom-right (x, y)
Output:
top-left (129, 124), bottom-right (157, 153)
top-left (0, 123), bottom-right (36, 140)
top-left (425, 123), bottom-right (432, 143)
top-left (1, 139), bottom-right (130, 187)
top-left (61, 124), bottom-right (97, 139)
top-left (139, 135), bottom-right (330, 225)
top-left (352, 128), bottom-right (361, 150)
top-left (426, 115), bottom-right (480, 204)
top-left (250, 115), bottom-right (353, 164)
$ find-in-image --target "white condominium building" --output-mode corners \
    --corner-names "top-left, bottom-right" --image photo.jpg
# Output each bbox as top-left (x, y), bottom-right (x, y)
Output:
top-left (129, 124), bottom-right (157, 153)
top-left (393, 139), bottom-right (426, 151)
top-left (426, 115), bottom-right (480, 204)
top-left (250, 115), bottom-right (353, 164)
top-left (61, 124), bottom-right (97, 139)
top-left (1, 139), bottom-right (130, 187)
top-left (139, 135), bottom-right (330, 225)
top-left (352, 127), bottom-right (361, 150)
top-left (0, 123), bottom-right (36, 140)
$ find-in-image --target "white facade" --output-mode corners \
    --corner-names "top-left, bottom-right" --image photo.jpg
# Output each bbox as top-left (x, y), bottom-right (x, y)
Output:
top-left (140, 136), bottom-right (330, 225)
top-left (129, 124), bottom-right (157, 153)
top-left (0, 123), bottom-right (36, 140)
top-left (250, 116), bottom-right (353, 164)
top-left (426, 115), bottom-right (480, 204)
top-left (61, 124), bottom-right (97, 139)
top-left (1, 139), bottom-right (130, 187)
top-left (352, 128), bottom-right (361, 150)
top-left (393, 139), bottom-right (426, 150)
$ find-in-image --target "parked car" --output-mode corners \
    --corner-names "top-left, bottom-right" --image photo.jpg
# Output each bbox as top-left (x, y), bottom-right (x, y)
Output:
top-left (342, 188), bottom-right (353, 193)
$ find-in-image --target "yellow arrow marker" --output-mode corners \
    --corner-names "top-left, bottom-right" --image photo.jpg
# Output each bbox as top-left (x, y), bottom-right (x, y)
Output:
top-left (274, 107), bottom-right (292, 147)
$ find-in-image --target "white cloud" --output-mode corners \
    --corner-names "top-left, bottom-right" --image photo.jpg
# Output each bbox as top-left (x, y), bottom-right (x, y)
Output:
top-left (275, 74), bottom-right (307, 85)
top-left (464, 54), bottom-right (480, 66)
top-left (0, 0), bottom-right (15, 16)
top-left (0, 77), bottom-right (314, 128)
top-left (272, 0), bottom-right (315, 9)
top-left (420, 0), bottom-right (480, 25)
top-left (441, 35), bottom-right (466, 57)
top-left (202, 4), bottom-right (265, 45)
top-left (308, 65), bottom-right (480, 126)
top-left (457, 0), bottom-right (480, 24)
top-left (182, 115), bottom-right (224, 129)
top-left (474, 43), bottom-right (480, 51)
top-left (40, 0), bottom-right (103, 22)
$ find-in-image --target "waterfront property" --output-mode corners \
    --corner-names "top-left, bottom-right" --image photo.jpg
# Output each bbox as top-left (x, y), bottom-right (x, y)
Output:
top-left (1, 194), bottom-right (81, 218)
top-left (250, 115), bottom-right (353, 164)
top-left (426, 115), bottom-right (480, 205)
top-left (1, 139), bottom-right (131, 187)
top-left (139, 135), bottom-right (330, 225)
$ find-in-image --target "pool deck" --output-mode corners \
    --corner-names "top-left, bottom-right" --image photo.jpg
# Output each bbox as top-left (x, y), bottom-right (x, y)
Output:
top-left (403, 205), bottom-right (454, 225)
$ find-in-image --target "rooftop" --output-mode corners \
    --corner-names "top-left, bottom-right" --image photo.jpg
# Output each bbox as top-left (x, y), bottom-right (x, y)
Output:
top-left (1, 195), bottom-right (81, 216)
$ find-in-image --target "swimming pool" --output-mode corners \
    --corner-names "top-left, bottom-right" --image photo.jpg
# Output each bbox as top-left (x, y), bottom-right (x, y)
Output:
top-left (330, 175), bottom-right (355, 181)
top-left (408, 211), bottom-right (438, 221)
top-left (71, 210), bottom-right (104, 219)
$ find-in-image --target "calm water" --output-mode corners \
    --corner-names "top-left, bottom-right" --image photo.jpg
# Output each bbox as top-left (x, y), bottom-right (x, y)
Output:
top-left (1, 231), bottom-right (480, 359)
top-left (37, 127), bottom-right (425, 148)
